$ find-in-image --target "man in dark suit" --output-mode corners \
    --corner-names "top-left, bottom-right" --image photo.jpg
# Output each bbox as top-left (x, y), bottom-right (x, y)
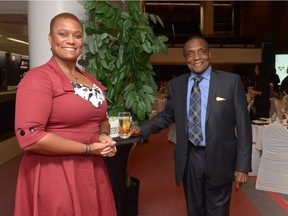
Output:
top-left (131, 35), bottom-right (252, 216)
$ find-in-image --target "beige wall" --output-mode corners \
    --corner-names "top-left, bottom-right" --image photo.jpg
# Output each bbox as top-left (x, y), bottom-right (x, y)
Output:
top-left (151, 47), bottom-right (262, 65)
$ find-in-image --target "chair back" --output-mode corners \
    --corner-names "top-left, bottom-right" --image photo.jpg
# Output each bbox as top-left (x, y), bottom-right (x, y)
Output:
top-left (247, 100), bottom-right (254, 113)
top-left (269, 98), bottom-right (281, 117)
top-left (282, 95), bottom-right (288, 112)
top-left (256, 123), bottom-right (288, 194)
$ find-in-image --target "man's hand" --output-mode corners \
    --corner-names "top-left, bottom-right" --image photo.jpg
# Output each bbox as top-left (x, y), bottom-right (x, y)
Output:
top-left (234, 171), bottom-right (249, 190)
top-left (130, 125), bottom-right (142, 136)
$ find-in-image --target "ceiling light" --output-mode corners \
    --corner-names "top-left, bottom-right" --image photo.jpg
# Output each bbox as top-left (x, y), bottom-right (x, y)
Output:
top-left (6, 37), bottom-right (29, 45)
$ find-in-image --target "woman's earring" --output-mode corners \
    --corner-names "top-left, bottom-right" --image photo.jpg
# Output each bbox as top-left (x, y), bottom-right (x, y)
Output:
top-left (78, 54), bottom-right (89, 67)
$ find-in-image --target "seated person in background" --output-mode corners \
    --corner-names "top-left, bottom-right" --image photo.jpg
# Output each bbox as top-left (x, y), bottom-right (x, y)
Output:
top-left (269, 83), bottom-right (279, 99)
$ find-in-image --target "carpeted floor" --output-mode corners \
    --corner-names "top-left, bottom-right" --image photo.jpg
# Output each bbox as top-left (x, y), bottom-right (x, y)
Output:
top-left (128, 128), bottom-right (288, 216)
top-left (1, 128), bottom-right (288, 216)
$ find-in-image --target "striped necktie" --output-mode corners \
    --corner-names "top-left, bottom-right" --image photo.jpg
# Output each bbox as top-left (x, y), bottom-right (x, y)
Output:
top-left (188, 76), bottom-right (203, 146)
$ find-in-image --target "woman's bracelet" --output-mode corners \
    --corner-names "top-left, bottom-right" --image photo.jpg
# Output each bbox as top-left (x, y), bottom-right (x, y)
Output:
top-left (82, 144), bottom-right (91, 158)
top-left (99, 131), bottom-right (109, 136)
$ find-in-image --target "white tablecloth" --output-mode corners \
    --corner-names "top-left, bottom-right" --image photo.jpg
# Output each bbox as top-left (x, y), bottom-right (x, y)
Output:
top-left (252, 124), bottom-right (266, 151)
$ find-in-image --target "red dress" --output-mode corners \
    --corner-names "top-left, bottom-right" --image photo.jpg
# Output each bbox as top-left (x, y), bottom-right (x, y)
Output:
top-left (14, 57), bottom-right (116, 216)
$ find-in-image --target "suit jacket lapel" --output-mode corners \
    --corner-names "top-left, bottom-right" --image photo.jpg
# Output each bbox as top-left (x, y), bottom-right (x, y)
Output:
top-left (206, 70), bottom-right (220, 122)
top-left (181, 73), bottom-right (190, 134)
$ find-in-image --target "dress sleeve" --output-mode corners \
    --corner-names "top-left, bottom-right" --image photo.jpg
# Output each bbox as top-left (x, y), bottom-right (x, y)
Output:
top-left (15, 69), bottom-right (53, 149)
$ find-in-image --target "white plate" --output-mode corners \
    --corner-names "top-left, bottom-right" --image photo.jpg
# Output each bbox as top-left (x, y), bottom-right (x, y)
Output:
top-left (252, 120), bottom-right (269, 125)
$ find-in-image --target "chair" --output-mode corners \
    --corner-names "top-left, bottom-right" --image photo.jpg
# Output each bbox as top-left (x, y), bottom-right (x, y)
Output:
top-left (269, 98), bottom-right (281, 117)
top-left (255, 123), bottom-right (288, 194)
top-left (282, 95), bottom-right (288, 112)
top-left (248, 143), bottom-right (261, 176)
top-left (247, 99), bottom-right (254, 113)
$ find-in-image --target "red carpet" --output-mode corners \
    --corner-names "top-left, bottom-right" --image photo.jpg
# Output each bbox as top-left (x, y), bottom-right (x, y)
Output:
top-left (251, 176), bottom-right (288, 213)
top-left (128, 128), bottom-right (263, 216)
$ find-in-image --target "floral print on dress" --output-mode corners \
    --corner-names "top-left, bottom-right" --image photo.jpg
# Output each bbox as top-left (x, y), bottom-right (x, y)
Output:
top-left (71, 81), bottom-right (105, 108)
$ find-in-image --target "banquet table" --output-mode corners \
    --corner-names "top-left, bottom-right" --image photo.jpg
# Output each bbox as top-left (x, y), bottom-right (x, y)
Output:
top-left (252, 123), bottom-right (267, 151)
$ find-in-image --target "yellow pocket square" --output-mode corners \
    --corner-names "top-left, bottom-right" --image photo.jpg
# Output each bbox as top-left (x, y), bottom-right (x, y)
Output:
top-left (216, 97), bottom-right (226, 101)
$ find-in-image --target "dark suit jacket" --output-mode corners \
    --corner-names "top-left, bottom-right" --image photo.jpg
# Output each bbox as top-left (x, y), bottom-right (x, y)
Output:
top-left (140, 69), bottom-right (252, 186)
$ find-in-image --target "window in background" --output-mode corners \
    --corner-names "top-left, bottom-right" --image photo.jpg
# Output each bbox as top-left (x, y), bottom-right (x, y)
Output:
top-left (144, 1), bottom-right (201, 45)
top-left (275, 54), bottom-right (288, 83)
top-left (213, 1), bottom-right (234, 34)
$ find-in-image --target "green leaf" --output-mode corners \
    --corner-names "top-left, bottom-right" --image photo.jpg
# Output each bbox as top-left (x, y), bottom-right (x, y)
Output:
top-left (123, 19), bottom-right (132, 30)
top-left (158, 35), bottom-right (169, 43)
top-left (146, 64), bottom-right (153, 71)
top-left (136, 101), bottom-right (147, 121)
top-left (149, 14), bottom-right (157, 24)
top-left (124, 83), bottom-right (135, 93)
top-left (142, 43), bottom-right (151, 53)
top-left (125, 91), bottom-right (137, 109)
top-left (121, 11), bottom-right (130, 19)
top-left (159, 41), bottom-right (169, 55)
top-left (104, 7), bottom-right (114, 18)
top-left (111, 74), bottom-right (119, 85)
top-left (143, 97), bottom-right (152, 112)
top-left (128, 1), bottom-right (140, 12)
top-left (87, 38), bottom-right (98, 54)
top-left (100, 59), bottom-right (110, 70)
top-left (131, 11), bottom-right (139, 22)
top-left (140, 31), bottom-right (146, 43)
top-left (100, 33), bottom-right (109, 40)
top-left (84, 1), bottom-right (100, 11)
top-left (156, 15), bottom-right (164, 28)
top-left (94, 1), bottom-right (109, 12)
top-left (98, 49), bottom-right (105, 60)
top-left (116, 45), bottom-right (124, 66)
top-left (142, 85), bottom-right (154, 94)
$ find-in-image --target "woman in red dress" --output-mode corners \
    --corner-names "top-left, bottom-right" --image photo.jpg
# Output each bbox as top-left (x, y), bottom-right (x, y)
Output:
top-left (14, 12), bottom-right (117, 216)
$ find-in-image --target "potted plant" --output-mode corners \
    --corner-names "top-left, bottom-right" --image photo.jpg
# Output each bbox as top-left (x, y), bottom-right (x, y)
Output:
top-left (82, 0), bottom-right (168, 124)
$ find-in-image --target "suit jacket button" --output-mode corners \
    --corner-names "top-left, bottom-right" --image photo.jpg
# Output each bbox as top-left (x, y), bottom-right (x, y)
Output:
top-left (20, 130), bottom-right (25, 136)
top-left (29, 127), bottom-right (35, 133)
